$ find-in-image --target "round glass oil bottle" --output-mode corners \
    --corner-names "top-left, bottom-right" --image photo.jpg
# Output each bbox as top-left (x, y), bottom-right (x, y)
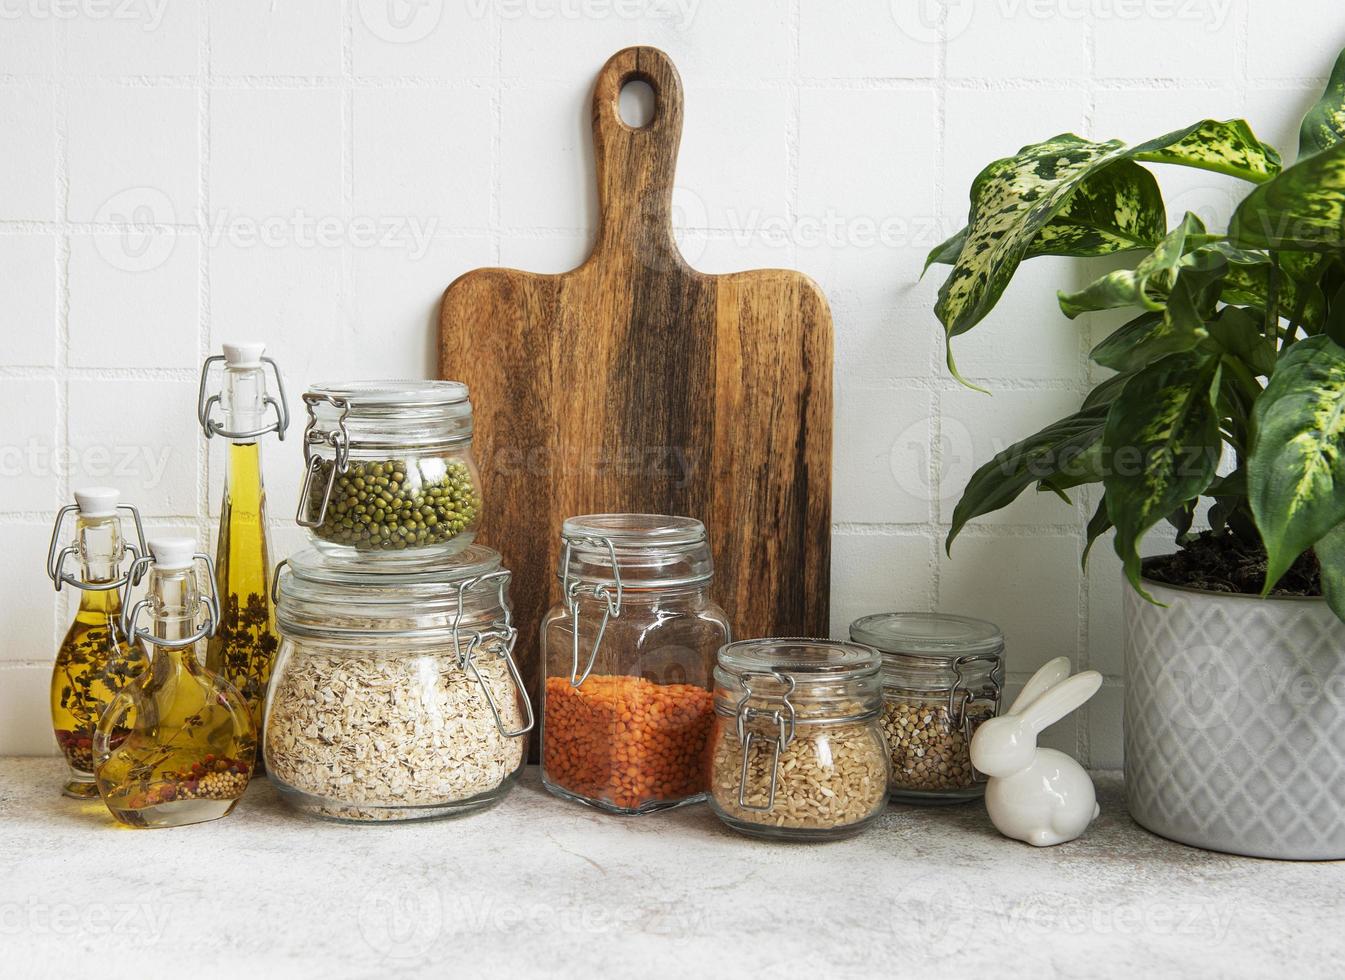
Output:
top-left (198, 342), bottom-right (289, 759)
top-left (45, 487), bottom-right (149, 799)
top-left (94, 538), bottom-right (257, 828)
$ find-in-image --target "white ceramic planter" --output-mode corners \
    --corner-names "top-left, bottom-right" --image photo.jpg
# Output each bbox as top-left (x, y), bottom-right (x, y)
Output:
top-left (1124, 579), bottom-right (1345, 860)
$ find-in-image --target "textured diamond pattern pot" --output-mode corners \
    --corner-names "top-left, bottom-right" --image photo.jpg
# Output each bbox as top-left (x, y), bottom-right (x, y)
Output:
top-left (1124, 580), bottom-right (1345, 860)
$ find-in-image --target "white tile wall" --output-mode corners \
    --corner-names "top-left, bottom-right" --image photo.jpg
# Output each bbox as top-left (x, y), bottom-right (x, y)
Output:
top-left (0, 0), bottom-right (1333, 769)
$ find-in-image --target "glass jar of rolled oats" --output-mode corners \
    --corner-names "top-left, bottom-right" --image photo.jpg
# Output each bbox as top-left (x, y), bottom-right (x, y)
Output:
top-left (266, 545), bottom-right (533, 822)
top-left (850, 613), bottom-right (1004, 805)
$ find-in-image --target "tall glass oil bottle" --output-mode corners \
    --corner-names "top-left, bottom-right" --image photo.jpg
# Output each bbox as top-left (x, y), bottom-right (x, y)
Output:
top-left (197, 342), bottom-right (289, 763)
top-left (45, 487), bottom-right (149, 799)
top-left (93, 537), bottom-right (256, 828)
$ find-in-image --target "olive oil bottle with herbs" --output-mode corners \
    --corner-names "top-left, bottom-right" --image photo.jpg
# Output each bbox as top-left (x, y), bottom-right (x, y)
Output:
top-left (94, 537), bottom-right (255, 828)
top-left (198, 343), bottom-right (289, 765)
top-left (45, 487), bottom-right (149, 799)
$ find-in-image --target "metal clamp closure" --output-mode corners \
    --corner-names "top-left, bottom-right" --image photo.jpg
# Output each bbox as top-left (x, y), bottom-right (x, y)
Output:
top-left (197, 354), bottom-right (291, 441)
top-left (46, 503), bottom-right (148, 593)
top-left (949, 653), bottom-right (1004, 783)
top-left (560, 535), bottom-right (623, 687)
top-left (450, 569), bottom-right (534, 738)
top-left (295, 392), bottom-right (351, 527)
top-left (733, 669), bottom-right (798, 813)
top-left (120, 553), bottom-right (220, 649)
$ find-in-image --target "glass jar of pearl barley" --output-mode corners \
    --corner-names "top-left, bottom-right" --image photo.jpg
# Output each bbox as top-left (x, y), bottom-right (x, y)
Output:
top-left (850, 613), bottom-right (1004, 805)
top-left (295, 381), bottom-right (483, 562)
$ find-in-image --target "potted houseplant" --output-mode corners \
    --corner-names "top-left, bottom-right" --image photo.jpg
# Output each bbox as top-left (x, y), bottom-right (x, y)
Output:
top-left (929, 49), bottom-right (1345, 859)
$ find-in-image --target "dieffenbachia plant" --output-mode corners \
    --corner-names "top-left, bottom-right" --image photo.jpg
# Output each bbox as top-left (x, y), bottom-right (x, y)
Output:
top-left (930, 46), bottom-right (1345, 619)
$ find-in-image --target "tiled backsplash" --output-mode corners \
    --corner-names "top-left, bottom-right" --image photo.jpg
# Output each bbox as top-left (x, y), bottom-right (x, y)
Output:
top-left (0, 0), bottom-right (1331, 765)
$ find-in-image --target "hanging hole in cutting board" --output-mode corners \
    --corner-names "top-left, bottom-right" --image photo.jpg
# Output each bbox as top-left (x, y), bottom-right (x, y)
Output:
top-left (618, 78), bottom-right (656, 129)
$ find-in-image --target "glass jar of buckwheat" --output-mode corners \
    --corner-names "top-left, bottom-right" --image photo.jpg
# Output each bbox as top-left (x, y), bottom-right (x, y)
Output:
top-left (850, 613), bottom-right (1004, 805)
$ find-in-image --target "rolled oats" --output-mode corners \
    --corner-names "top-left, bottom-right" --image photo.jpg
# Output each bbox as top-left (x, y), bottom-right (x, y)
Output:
top-left (266, 641), bottom-right (524, 818)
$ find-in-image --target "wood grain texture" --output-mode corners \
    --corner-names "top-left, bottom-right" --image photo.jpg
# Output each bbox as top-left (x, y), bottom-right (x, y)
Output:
top-left (439, 46), bottom-right (832, 722)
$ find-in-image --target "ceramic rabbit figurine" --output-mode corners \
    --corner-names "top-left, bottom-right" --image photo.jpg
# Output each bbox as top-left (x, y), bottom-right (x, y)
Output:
top-left (969, 657), bottom-right (1103, 847)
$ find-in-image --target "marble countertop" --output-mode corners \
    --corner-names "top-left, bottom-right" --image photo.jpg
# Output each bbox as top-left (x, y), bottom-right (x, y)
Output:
top-left (1, 758), bottom-right (1340, 978)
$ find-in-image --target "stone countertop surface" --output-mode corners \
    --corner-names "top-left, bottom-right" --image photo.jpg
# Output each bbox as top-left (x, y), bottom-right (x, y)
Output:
top-left (1, 759), bottom-right (1340, 978)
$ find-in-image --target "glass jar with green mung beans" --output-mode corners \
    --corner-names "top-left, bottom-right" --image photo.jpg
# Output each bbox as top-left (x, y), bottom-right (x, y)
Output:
top-left (296, 381), bottom-right (483, 562)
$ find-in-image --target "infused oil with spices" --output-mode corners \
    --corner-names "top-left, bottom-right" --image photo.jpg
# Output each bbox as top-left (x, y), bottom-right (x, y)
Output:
top-left (94, 538), bottom-right (256, 828)
top-left (45, 487), bottom-right (149, 798)
top-left (199, 343), bottom-right (289, 763)
top-left (541, 515), bottom-right (729, 814)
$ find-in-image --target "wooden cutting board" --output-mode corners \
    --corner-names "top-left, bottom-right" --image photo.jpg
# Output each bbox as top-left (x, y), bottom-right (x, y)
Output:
top-left (439, 46), bottom-right (832, 713)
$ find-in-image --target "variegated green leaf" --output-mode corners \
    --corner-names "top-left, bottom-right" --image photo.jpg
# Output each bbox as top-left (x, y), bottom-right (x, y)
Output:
top-left (1229, 141), bottom-right (1345, 251)
top-left (1090, 312), bottom-right (1205, 372)
top-left (1248, 335), bottom-right (1345, 592)
top-left (947, 406), bottom-right (1109, 551)
top-left (924, 228), bottom-right (967, 272)
top-left (923, 161), bottom-right (1164, 273)
top-left (1130, 118), bottom-right (1282, 183)
top-left (1030, 161), bottom-right (1168, 256)
top-left (936, 120), bottom-right (1278, 357)
top-left (1059, 213), bottom-right (1207, 319)
top-left (1299, 46), bottom-right (1345, 160)
top-left (1314, 520), bottom-right (1345, 621)
top-left (1103, 353), bottom-right (1222, 593)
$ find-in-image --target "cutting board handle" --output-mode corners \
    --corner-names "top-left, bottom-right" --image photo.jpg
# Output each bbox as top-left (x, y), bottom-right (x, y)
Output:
top-left (589, 46), bottom-right (686, 270)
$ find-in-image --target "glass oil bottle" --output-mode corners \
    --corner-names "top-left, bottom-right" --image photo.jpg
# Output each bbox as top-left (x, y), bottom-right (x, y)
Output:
top-left (94, 537), bottom-right (256, 828)
top-left (197, 342), bottom-right (289, 762)
top-left (45, 487), bottom-right (149, 799)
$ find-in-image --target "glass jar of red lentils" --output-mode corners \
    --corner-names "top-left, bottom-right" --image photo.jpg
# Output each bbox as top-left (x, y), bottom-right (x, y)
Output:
top-left (540, 514), bottom-right (731, 814)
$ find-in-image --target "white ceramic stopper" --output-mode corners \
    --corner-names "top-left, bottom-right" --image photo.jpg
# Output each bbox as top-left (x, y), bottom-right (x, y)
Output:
top-left (73, 486), bottom-right (119, 518)
top-left (149, 537), bottom-right (196, 571)
top-left (222, 341), bottom-right (266, 369)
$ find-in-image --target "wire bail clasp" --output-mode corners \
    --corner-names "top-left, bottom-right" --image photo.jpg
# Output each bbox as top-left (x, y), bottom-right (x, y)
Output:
top-left (295, 392), bottom-right (351, 528)
top-left (197, 354), bottom-right (291, 441)
top-left (950, 652), bottom-right (1005, 784)
top-left (450, 569), bottom-right (534, 738)
top-left (561, 535), bottom-right (623, 687)
top-left (46, 502), bottom-right (148, 593)
top-left (119, 552), bottom-right (221, 650)
top-left (733, 669), bottom-right (797, 813)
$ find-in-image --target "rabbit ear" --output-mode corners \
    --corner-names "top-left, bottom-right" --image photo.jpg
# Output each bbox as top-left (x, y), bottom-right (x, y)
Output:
top-left (1006, 657), bottom-right (1072, 715)
top-left (1019, 671), bottom-right (1103, 732)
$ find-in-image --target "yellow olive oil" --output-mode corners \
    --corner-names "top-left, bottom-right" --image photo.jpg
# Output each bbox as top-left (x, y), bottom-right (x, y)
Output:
top-left (205, 440), bottom-right (278, 759)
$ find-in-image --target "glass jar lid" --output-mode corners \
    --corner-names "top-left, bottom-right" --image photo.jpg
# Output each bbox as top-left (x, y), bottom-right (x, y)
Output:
top-left (559, 514), bottom-right (713, 589)
top-left (850, 612), bottom-right (1003, 657)
top-left (850, 612), bottom-right (1004, 693)
top-left (714, 638), bottom-right (882, 724)
top-left (303, 379), bottom-right (473, 453)
top-left (716, 637), bottom-right (880, 681)
top-left (276, 544), bottom-right (508, 638)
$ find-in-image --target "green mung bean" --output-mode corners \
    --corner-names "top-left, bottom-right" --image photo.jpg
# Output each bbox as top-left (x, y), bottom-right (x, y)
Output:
top-left (308, 457), bottom-right (481, 551)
